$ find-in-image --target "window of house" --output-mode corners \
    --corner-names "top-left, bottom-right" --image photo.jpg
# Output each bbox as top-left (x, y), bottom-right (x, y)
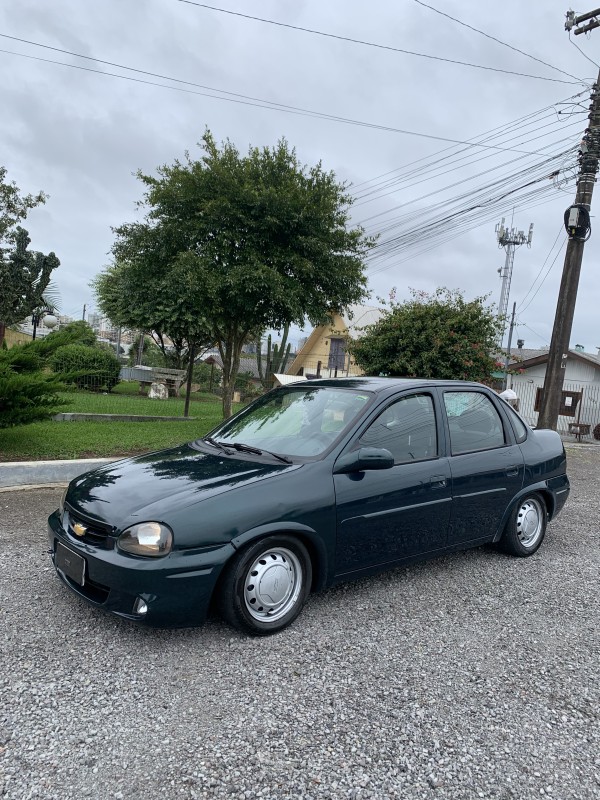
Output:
top-left (443, 392), bottom-right (505, 454)
top-left (359, 394), bottom-right (437, 464)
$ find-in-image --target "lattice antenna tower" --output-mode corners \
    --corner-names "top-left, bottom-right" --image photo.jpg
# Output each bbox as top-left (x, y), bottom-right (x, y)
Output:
top-left (495, 218), bottom-right (534, 344)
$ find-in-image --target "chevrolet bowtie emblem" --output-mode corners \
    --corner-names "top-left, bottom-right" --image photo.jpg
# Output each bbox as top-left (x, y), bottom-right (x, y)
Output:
top-left (72, 522), bottom-right (87, 537)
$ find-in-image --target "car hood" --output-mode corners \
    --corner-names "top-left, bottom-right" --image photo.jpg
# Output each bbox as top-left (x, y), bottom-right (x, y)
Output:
top-left (66, 444), bottom-right (300, 529)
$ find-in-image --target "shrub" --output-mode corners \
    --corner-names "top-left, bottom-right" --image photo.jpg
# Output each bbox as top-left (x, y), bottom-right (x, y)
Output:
top-left (0, 341), bottom-right (67, 427)
top-left (50, 344), bottom-right (121, 391)
top-left (0, 367), bottom-right (66, 427)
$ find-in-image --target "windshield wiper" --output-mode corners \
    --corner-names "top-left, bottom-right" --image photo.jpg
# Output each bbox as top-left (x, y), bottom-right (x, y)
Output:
top-left (203, 436), bottom-right (234, 455)
top-left (231, 442), bottom-right (293, 464)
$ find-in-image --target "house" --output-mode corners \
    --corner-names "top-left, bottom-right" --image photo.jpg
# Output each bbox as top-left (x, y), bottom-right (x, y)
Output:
top-left (286, 305), bottom-right (385, 379)
top-left (507, 344), bottom-right (600, 437)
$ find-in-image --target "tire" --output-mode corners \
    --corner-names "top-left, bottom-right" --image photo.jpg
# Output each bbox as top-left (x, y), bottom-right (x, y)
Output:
top-left (218, 535), bottom-right (312, 635)
top-left (498, 493), bottom-right (547, 557)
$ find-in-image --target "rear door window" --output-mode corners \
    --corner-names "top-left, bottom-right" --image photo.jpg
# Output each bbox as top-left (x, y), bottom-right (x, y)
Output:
top-left (443, 391), bottom-right (506, 455)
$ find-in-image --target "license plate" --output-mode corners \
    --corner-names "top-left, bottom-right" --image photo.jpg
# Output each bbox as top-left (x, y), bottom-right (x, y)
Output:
top-left (55, 542), bottom-right (86, 586)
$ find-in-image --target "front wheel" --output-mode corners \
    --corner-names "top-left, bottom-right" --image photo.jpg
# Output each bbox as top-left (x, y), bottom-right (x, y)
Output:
top-left (217, 535), bottom-right (312, 635)
top-left (498, 493), bottom-right (547, 557)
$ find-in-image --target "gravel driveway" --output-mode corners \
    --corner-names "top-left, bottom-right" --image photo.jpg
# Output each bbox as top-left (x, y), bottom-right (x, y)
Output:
top-left (1, 446), bottom-right (599, 800)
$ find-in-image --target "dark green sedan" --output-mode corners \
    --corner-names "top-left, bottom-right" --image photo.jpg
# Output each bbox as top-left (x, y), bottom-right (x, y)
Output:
top-left (48, 378), bottom-right (570, 635)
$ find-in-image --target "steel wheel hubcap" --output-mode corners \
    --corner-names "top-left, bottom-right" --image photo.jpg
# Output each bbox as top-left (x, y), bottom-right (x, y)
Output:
top-left (516, 498), bottom-right (544, 547)
top-left (244, 547), bottom-right (303, 622)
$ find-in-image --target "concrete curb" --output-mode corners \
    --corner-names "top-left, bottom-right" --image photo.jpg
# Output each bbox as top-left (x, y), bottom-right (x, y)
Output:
top-left (0, 458), bottom-right (117, 489)
top-left (1, 437), bottom-right (597, 491)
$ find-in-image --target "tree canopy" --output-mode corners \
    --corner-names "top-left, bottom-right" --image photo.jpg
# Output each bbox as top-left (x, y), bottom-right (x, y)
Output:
top-left (349, 288), bottom-right (504, 383)
top-left (0, 168), bottom-right (59, 346)
top-left (0, 166), bottom-right (46, 244)
top-left (0, 227), bottom-right (60, 346)
top-left (100, 130), bottom-right (372, 416)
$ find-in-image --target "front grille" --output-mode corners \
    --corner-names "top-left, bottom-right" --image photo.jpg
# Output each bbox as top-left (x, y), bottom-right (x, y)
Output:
top-left (66, 509), bottom-right (114, 549)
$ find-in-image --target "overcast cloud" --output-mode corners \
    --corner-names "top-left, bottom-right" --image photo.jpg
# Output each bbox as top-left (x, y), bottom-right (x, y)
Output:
top-left (1, 0), bottom-right (598, 352)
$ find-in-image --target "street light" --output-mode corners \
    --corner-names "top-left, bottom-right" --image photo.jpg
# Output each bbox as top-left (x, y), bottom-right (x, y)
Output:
top-left (31, 308), bottom-right (58, 340)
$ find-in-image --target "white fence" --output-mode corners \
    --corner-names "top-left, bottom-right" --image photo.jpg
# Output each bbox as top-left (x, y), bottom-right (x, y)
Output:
top-left (510, 377), bottom-right (600, 440)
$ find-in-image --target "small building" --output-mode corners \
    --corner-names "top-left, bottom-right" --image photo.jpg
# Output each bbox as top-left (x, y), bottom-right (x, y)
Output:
top-left (507, 345), bottom-right (600, 438)
top-left (286, 305), bottom-right (385, 379)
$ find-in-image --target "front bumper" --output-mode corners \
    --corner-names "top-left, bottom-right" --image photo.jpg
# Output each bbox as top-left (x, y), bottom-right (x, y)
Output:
top-left (47, 510), bottom-right (235, 627)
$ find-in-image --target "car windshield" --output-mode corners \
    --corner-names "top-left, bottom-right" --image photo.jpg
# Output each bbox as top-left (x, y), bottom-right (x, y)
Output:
top-left (207, 385), bottom-right (372, 458)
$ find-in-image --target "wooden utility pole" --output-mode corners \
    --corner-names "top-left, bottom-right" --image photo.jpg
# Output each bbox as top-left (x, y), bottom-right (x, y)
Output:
top-left (565, 7), bottom-right (600, 35)
top-left (537, 61), bottom-right (600, 429)
top-left (503, 302), bottom-right (517, 390)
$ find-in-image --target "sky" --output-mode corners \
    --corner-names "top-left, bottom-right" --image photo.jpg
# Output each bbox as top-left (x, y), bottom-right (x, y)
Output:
top-left (1, 0), bottom-right (599, 354)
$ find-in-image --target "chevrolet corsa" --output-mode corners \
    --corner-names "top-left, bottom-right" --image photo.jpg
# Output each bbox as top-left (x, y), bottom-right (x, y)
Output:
top-left (48, 378), bottom-right (570, 635)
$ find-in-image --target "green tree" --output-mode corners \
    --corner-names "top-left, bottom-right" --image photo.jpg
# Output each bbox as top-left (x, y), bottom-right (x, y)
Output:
top-left (105, 131), bottom-right (372, 418)
top-left (0, 168), bottom-right (57, 347)
top-left (0, 166), bottom-right (46, 243)
top-left (0, 228), bottom-right (60, 346)
top-left (93, 262), bottom-right (211, 371)
top-left (349, 288), bottom-right (504, 382)
top-left (57, 320), bottom-right (97, 347)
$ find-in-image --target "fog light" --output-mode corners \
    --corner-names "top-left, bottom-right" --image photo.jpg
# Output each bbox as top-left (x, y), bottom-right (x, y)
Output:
top-left (133, 597), bottom-right (148, 616)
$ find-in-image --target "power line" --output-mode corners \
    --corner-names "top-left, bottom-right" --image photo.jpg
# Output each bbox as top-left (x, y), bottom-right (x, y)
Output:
top-left (356, 135), bottom-right (580, 229)
top-left (174, 0), bottom-right (583, 85)
top-left (360, 146), bottom-right (578, 272)
top-left (349, 90), bottom-right (588, 193)
top-left (412, 0), bottom-right (585, 83)
top-left (350, 90), bottom-right (588, 199)
top-left (517, 237), bottom-right (566, 315)
top-left (569, 31), bottom-right (600, 69)
top-left (366, 192), bottom-right (568, 275)
top-left (516, 322), bottom-right (550, 345)
top-left (351, 111), bottom-right (561, 201)
top-left (517, 226), bottom-right (565, 312)
top-left (352, 120), bottom-right (581, 210)
top-left (0, 43), bottom-right (559, 154)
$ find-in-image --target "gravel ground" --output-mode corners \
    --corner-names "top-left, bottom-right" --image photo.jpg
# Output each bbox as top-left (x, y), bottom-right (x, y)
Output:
top-left (0, 446), bottom-right (599, 800)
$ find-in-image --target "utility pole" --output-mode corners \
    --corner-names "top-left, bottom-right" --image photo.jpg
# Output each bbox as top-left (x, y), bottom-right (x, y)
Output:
top-left (503, 302), bottom-right (517, 390)
top-left (565, 7), bottom-right (600, 35)
top-left (537, 53), bottom-right (600, 428)
top-left (82, 303), bottom-right (86, 322)
top-left (494, 217), bottom-right (534, 346)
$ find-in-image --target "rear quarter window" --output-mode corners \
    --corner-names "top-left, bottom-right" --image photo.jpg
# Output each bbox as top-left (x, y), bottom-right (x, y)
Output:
top-left (502, 402), bottom-right (529, 443)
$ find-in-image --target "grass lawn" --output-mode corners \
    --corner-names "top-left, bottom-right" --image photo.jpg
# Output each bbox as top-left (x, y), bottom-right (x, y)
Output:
top-left (0, 384), bottom-right (240, 462)
top-left (58, 384), bottom-right (225, 416)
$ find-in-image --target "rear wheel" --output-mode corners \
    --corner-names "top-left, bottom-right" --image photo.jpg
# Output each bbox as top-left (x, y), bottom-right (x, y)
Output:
top-left (499, 493), bottom-right (547, 556)
top-left (218, 535), bottom-right (312, 635)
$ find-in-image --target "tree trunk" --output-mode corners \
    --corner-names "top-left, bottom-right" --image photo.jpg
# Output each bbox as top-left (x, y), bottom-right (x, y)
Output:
top-left (0, 322), bottom-right (5, 348)
top-left (220, 336), bottom-right (243, 419)
top-left (183, 342), bottom-right (196, 418)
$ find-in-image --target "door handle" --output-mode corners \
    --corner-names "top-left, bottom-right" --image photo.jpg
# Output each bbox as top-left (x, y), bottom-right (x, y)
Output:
top-left (506, 466), bottom-right (519, 477)
top-left (429, 475), bottom-right (447, 488)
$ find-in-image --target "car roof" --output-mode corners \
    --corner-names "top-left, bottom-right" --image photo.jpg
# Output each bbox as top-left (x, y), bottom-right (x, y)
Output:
top-left (286, 377), bottom-right (489, 394)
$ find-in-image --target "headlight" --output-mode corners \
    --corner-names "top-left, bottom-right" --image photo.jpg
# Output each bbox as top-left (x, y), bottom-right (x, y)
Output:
top-left (117, 522), bottom-right (173, 557)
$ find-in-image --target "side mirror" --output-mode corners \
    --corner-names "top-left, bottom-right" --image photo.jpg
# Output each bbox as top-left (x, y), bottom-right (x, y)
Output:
top-left (333, 446), bottom-right (394, 474)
